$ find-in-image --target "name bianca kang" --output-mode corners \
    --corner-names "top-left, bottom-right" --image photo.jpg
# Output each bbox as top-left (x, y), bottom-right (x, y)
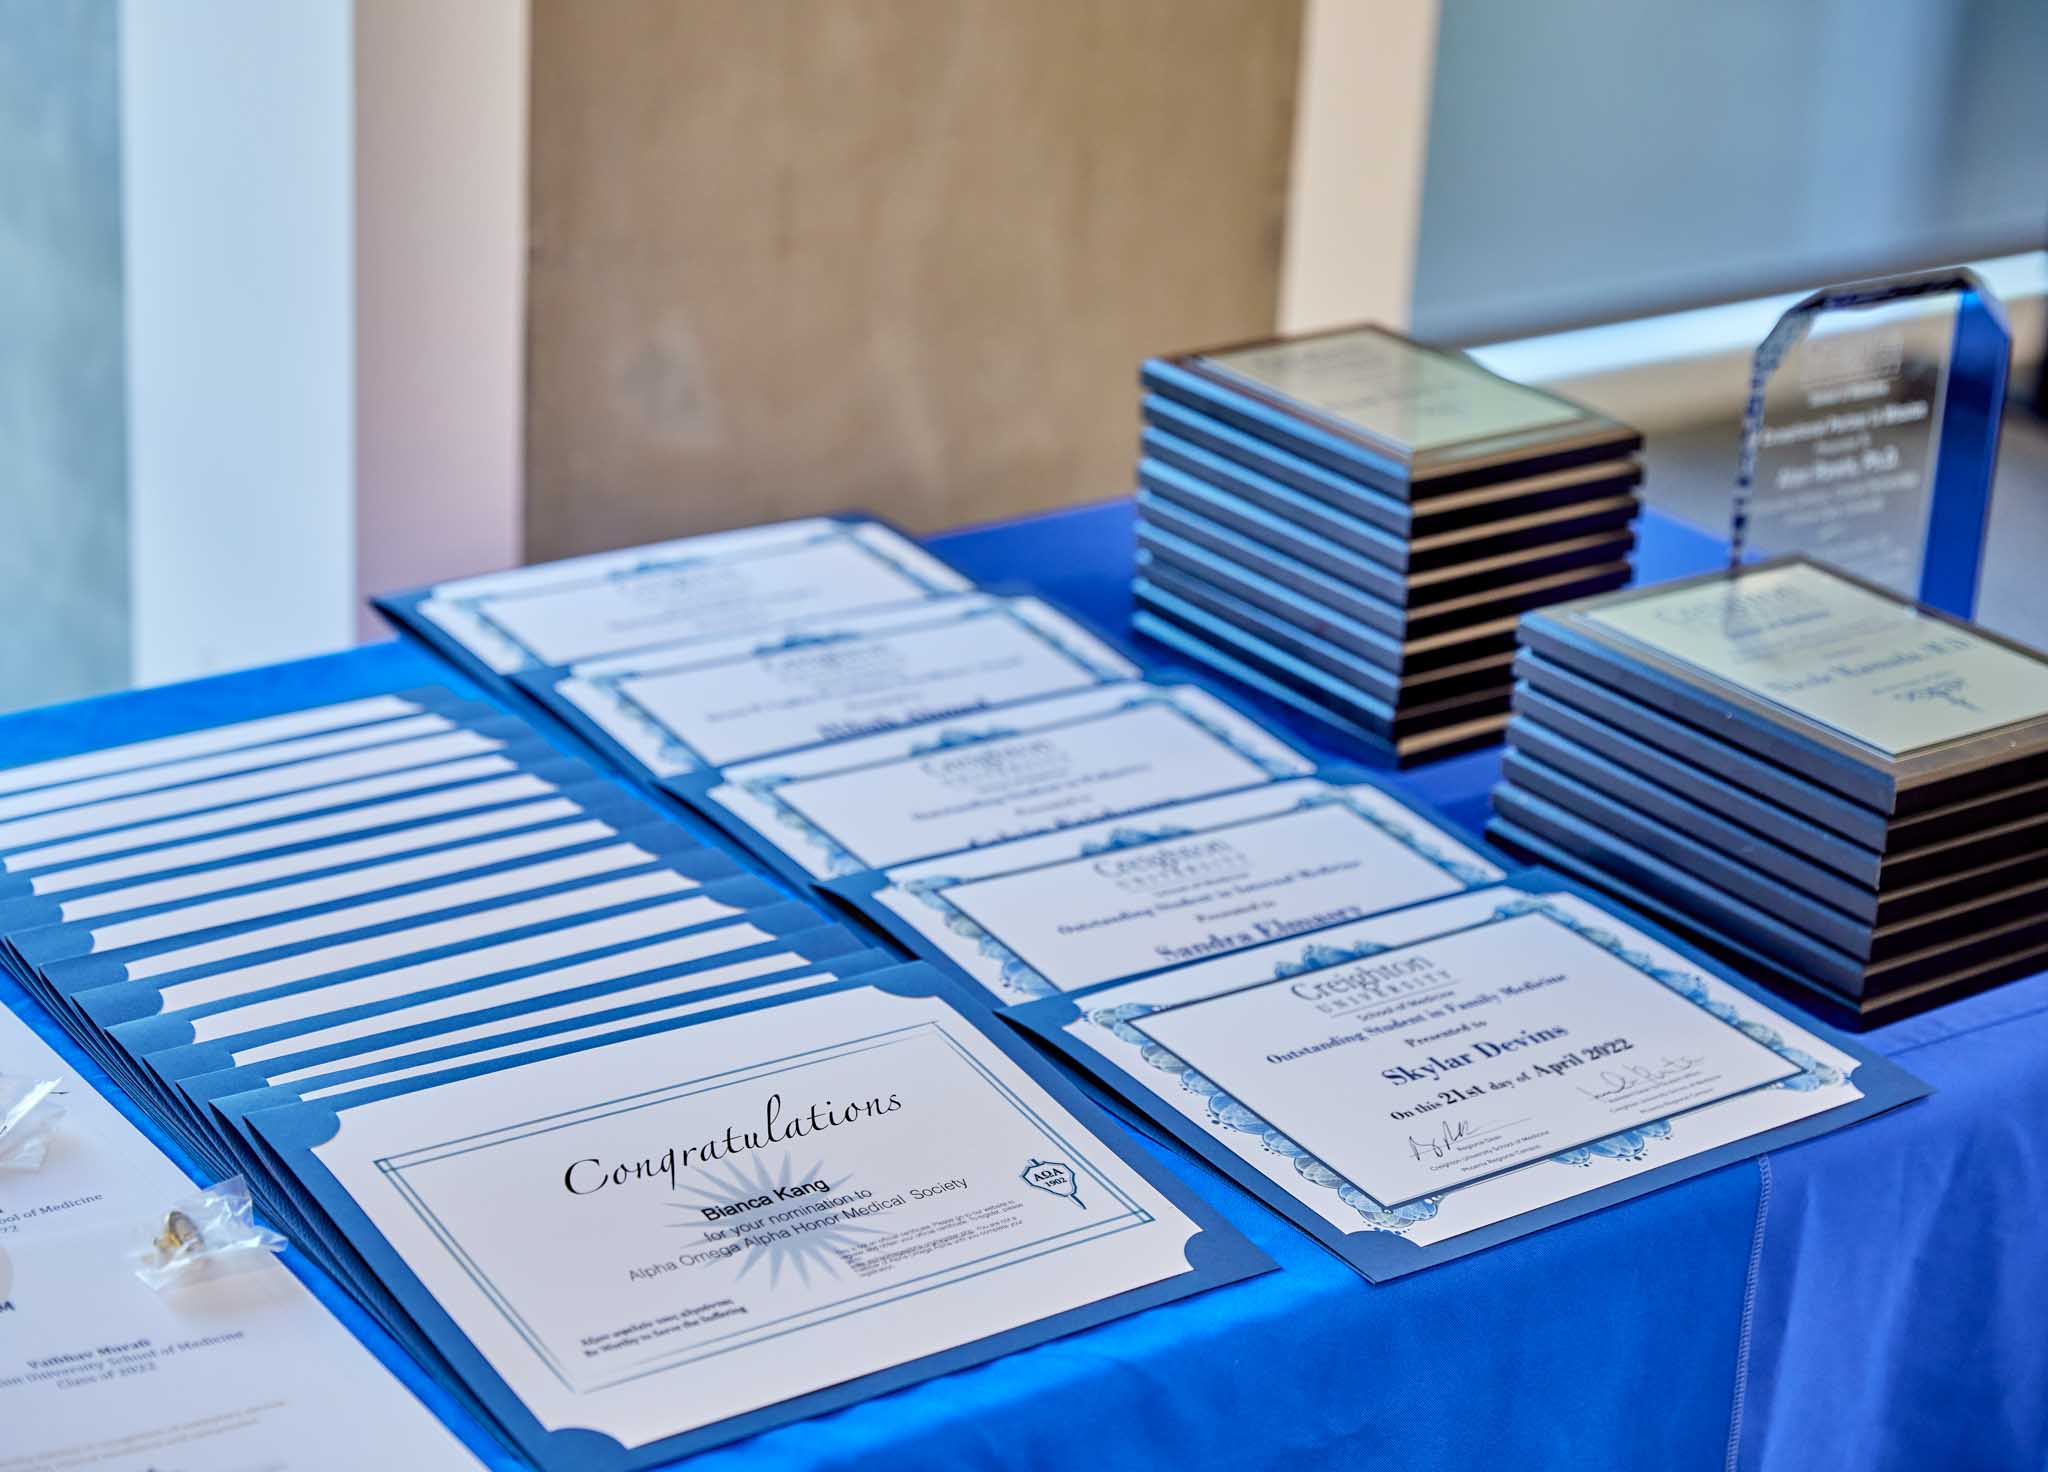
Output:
top-left (561, 1091), bottom-right (904, 1196)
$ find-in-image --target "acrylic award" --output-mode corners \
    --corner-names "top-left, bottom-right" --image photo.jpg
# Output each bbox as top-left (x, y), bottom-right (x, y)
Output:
top-left (1732, 268), bottom-right (2010, 618)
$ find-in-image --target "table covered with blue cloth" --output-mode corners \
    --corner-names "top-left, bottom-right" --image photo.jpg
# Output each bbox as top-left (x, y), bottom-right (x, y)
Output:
top-left (3, 502), bottom-right (2039, 1472)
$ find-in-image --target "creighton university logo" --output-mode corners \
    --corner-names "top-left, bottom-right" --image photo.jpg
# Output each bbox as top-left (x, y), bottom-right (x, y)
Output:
top-left (1020, 1159), bottom-right (1083, 1209)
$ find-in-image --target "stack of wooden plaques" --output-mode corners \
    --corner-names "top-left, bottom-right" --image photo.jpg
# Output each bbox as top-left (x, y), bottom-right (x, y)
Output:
top-left (1132, 324), bottom-right (1642, 763)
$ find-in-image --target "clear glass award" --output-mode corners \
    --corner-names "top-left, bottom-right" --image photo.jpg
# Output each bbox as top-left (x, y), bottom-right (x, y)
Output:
top-left (1733, 268), bottom-right (2010, 618)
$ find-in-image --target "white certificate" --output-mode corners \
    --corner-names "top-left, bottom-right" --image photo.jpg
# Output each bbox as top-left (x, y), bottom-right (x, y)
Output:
top-left (17, 769), bottom-right (569, 897)
top-left (1137, 909), bottom-right (1799, 1206)
top-left (0, 1008), bottom-right (480, 1468)
top-left (860, 782), bottom-right (1503, 998)
top-left (0, 694), bottom-right (422, 800)
top-left (0, 727), bottom-right (522, 856)
top-left (0, 1225), bottom-right (480, 1470)
top-left (0, 750), bottom-right (524, 875)
top-left (416, 519), bottom-right (972, 672)
top-left (56, 816), bottom-right (635, 958)
top-left (1043, 887), bottom-right (1864, 1247)
top-left (42, 793), bottom-right (594, 923)
top-left (705, 683), bottom-right (1312, 878)
top-left (0, 1004), bottom-right (190, 1236)
top-left (89, 841), bottom-right (672, 989)
top-left (553, 594), bottom-right (1137, 776)
top-left (164, 887), bottom-right (762, 1048)
top-left (0, 712), bottom-right (474, 829)
top-left (284, 983), bottom-right (1203, 1449)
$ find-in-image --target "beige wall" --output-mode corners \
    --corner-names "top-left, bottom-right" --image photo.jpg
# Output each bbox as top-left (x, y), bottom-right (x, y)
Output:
top-left (525, 0), bottom-right (1303, 559)
top-left (355, 0), bottom-right (527, 633)
top-left (1279, 0), bottom-right (1438, 334)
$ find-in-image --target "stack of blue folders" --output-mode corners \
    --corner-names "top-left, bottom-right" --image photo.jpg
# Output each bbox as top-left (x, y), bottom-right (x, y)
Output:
top-left (0, 679), bottom-right (899, 1193)
top-left (1131, 323), bottom-right (1643, 763)
top-left (1489, 557), bottom-right (2048, 1021)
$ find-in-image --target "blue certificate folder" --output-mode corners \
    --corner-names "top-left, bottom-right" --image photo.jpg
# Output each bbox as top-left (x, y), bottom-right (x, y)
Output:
top-left (1003, 872), bottom-right (1929, 1282)
top-left (0, 611), bottom-right (1277, 1468)
top-left (240, 962), bottom-right (1274, 1471)
top-left (371, 513), bottom-right (978, 702)
top-left (96, 872), bottom-right (785, 1114)
top-left (0, 775), bottom-right (655, 940)
top-left (509, 587), bottom-right (1141, 792)
top-left (174, 924), bottom-right (902, 1187)
top-left (13, 807), bottom-right (736, 1022)
top-left (0, 644), bottom-right (877, 1132)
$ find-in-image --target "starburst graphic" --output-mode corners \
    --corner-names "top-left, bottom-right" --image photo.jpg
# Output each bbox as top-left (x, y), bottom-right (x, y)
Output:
top-left (665, 1151), bottom-right (885, 1289)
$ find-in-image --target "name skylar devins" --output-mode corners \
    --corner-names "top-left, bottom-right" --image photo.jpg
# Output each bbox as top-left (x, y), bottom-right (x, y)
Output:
top-left (561, 1091), bottom-right (904, 1198)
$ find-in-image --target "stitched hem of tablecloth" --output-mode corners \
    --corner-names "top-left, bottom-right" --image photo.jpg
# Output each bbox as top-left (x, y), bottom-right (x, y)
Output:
top-left (1725, 1155), bottom-right (1773, 1472)
top-left (1880, 994), bottom-right (2048, 1060)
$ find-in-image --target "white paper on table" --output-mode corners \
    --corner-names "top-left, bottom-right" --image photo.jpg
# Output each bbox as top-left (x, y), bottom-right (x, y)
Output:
top-left (305, 983), bottom-right (1199, 1448)
top-left (0, 1224), bottom-right (482, 1470)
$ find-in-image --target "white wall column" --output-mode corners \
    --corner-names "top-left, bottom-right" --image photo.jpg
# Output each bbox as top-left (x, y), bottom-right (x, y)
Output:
top-left (121, 0), bottom-right (356, 684)
top-left (353, 0), bottom-right (527, 640)
top-left (120, 0), bottom-right (529, 682)
top-left (1278, 0), bottom-right (1441, 334)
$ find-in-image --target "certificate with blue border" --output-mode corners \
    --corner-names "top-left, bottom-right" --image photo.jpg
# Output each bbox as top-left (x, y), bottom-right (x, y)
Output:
top-left (242, 963), bottom-right (1270, 1468)
top-left (829, 777), bottom-right (1503, 1002)
top-left (1005, 874), bottom-right (1928, 1280)
top-left (521, 593), bottom-right (1138, 785)
top-left (693, 681), bottom-right (1315, 884)
top-left (374, 516), bottom-right (974, 688)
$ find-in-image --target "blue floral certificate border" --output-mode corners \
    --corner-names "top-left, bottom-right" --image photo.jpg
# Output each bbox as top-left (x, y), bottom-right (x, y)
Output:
top-left (564, 599), bottom-right (1136, 780)
top-left (897, 788), bottom-right (1501, 1000)
top-left (1087, 898), bottom-right (1847, 1237)
top-left (728, 691), bottom-right (1312, 879)
top-left (424, 521), bottom-right (966, 675)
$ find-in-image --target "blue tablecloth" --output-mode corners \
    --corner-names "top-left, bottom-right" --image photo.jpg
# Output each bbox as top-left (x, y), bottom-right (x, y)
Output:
top-left (5, 503), bottom-right (2041, 1472)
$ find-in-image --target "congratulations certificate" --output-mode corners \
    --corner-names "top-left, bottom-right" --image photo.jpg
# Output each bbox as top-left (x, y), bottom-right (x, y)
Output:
top-left (250, 971), bottom-right (1266, 1467)
top-left (537, 595), bottom-right (1137, 780)
top-left (1007, 879), bottom-right (1927, 1279)
top-left (698, 683), bottom-right (1312, 880)
top-left (835, 780), bottom-right (1502, 1000)
top-left (390, 518), bottom-right (971, 675)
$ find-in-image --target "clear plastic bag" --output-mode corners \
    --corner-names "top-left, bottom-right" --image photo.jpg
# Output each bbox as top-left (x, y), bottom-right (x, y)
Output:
top-left (133, 1174), bottom-right (287, 1291)
top-left (0, 1075), bottom-right (65, 1173)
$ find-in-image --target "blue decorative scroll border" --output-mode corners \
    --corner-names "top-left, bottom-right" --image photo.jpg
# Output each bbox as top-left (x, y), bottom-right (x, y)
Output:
top-left (900, 789), bottom-right (1501, 1000)
top-left (570, 600), bottom-right (1135, 779)
top-left (731, 691), bottom-right (1312, 879)
top-left (1086, 898), bottom-right (1847, 1237)
top-left (430, 522), bottom-right (963, 674)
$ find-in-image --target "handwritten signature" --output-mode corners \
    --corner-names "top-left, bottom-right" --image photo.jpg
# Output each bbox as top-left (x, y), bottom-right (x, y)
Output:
top-left (1407, 1117), bottom-right (1495, 1161)
top-left (1577, 1055), bottom-right (1706, 1101)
